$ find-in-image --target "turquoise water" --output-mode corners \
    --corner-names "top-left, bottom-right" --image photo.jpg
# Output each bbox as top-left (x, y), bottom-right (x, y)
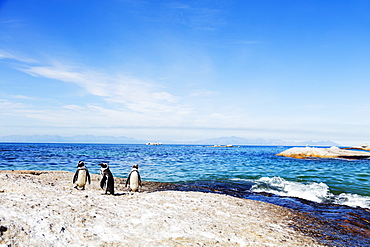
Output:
top-left (1, 143), bottom-right (369, 209)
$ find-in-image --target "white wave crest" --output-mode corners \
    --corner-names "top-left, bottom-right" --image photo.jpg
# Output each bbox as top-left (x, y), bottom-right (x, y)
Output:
top-left (250, 176), bottom-right (370, 208)
top-left (334, 193), bottom-right (370, 209)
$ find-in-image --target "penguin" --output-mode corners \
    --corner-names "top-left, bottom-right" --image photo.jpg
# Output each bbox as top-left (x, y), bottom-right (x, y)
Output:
top-left (99, 163), bottom-right (114, 195)
top-left (125, 164), bottom-right (142, 192)
top-left (72, 161), bottom-right (91, 190)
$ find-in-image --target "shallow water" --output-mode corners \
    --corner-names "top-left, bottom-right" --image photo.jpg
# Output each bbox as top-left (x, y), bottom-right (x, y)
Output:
top-left (1, 143), bottom-right (369, 246)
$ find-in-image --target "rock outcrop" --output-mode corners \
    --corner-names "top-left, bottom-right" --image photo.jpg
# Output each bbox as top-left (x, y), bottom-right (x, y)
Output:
top-left (277, 146), bottom-right (370, 159)
top-left (0, 170), bottom-right (324, 246)
top-left (346, 143), bottom-right (370, 151)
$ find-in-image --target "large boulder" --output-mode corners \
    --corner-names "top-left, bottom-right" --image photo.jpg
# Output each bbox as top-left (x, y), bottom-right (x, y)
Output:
top-left (277, 146), bottom-right (370, 159)
top-left (347, 143), bottom-right (370, 151)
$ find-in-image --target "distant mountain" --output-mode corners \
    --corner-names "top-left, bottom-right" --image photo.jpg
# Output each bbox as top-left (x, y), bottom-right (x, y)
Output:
top-left (0, 134), bottom-right (339, 146)
top-left (0, 135), bottom-right (145, 144)
top-left (193, 136), bottom-right (339, 146)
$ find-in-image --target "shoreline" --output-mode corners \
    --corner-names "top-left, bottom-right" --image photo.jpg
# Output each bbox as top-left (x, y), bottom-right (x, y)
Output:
top-left (0, 170), bottom-right (368, 246)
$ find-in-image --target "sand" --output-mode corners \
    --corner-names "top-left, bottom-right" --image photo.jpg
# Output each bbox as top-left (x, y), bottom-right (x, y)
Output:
top-left (0, 170), bottom-right (325, 246)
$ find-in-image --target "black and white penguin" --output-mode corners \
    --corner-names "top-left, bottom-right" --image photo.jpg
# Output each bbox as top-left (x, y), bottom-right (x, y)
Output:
top-left (72, 161), bottom-right (91, 190)
top-left (125, 164), bottom-right (142, 192)
top-left (99, 163), bottom-right (114, 195)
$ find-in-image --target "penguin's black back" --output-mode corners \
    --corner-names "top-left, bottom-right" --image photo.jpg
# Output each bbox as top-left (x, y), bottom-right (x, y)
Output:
top-left (101, 168), bottom-right (114, 195)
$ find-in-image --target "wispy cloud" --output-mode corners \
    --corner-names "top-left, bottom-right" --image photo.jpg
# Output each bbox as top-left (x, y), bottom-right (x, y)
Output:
top-left (1, 57), bottom-right (242, 132)
top-left (0, 50), bottom-right (213, 131)
top-left (1, 51), bottom-right (280, 135)
top-left (190, 89), bottom-right (218, 97)
top-left (0, 99), bottom-right (31, 112)
top-left (0, 92), bottom-right (38, 101)
top-left (0, 18), bottom-right (24, 28)
top-left (0, 50), bottom-right (37, 63)
top-left (21, 62), bottom-right (183, 114)
top-left (162, 1), bottom-right (226, 30)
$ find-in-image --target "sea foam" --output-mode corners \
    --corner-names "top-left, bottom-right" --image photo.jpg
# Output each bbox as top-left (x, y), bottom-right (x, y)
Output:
top-left (250, 176), bottom-right (370, 209)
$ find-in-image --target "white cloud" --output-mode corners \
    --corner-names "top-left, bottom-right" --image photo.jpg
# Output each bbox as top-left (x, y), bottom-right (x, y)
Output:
top-left (0, 50), bottom-right (37, 63)
top-left (153, 92), bottom-right (177, 102)
top-left (1, 93), bottom-right (38, 101)
top-left (22, 63), bottom-right (183, 115)
top-left (0, 99), bottom-right (30, 112)
top-left (190, 89), bottom-right (218, 97)
top-left (62, 105), bottom-right (85, 112)
top-left (7, 54), bottom-right (361, 141)
top-left (0, 56), bottom-right (203, 131)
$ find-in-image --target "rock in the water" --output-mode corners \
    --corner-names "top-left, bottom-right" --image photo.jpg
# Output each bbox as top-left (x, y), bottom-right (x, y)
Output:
top-left (277, 146), bottom-right (370, 159)
top-left (347, 143), bottom-right (370, 151)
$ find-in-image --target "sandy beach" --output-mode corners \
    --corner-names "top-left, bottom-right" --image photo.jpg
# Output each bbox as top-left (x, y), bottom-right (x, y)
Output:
top-left (0, 170), bottom-right (333, 246)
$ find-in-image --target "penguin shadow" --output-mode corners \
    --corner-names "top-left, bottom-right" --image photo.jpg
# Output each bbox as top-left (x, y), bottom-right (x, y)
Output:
top-left (95, 177), bottom-right (136, 196)
top-left (112, 186), bottom-right (143, 196)
top-left (112, 191), bottom-right (140, 196)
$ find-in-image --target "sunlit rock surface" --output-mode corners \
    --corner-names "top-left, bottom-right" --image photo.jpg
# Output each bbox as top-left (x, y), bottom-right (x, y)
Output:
top-left (0, 170), bottom-right (324, 246)
top-left (347, 143), bottom-right (370, 151)
top-left (277, 146), bottom-right (370, 159)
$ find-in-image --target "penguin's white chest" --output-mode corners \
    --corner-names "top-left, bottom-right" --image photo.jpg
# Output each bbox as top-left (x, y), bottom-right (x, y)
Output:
top-left (129, 172), bottom-right (139, 191)
top-left (76, 170), bottom-right (87, 187)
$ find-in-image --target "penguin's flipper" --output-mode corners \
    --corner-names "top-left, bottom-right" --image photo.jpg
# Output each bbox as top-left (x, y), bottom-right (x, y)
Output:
top-left (100, 175), bottom-right (107, 189)
top-left (138, 173), bottom-right (142, 186)
top-left (125, 173), bottom-right (131, 187)
top-left (108, 177), bottom-right (115, 195)
top-left (87, 170), bottom-right (91, 184)
top-left (72, 170), bottom-right (79, 184)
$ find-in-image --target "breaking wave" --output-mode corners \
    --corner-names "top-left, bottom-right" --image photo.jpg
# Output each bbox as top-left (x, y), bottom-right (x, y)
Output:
top-left (249, 176), bottom-right (370, 209)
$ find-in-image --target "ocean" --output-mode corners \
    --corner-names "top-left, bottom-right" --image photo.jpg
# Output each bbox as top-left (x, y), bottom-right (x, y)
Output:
top-left (1, 143), bottom-right (369, 245)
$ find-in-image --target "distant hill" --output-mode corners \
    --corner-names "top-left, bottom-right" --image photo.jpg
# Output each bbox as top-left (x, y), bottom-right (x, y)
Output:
top-left (193, 136), bottom-right (339, 146)
top-left (0, 134), bottom-right (339, 146)
top-left (0, 135), bottom-right (144, 144)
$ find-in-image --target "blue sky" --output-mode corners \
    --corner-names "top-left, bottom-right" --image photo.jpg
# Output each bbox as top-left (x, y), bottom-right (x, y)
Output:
top-left (1, 0), bottom-right (370, 144)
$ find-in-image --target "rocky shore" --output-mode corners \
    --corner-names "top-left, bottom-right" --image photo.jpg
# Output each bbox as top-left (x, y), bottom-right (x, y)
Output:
top-left (0, 170), bottom-right (341, 246)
